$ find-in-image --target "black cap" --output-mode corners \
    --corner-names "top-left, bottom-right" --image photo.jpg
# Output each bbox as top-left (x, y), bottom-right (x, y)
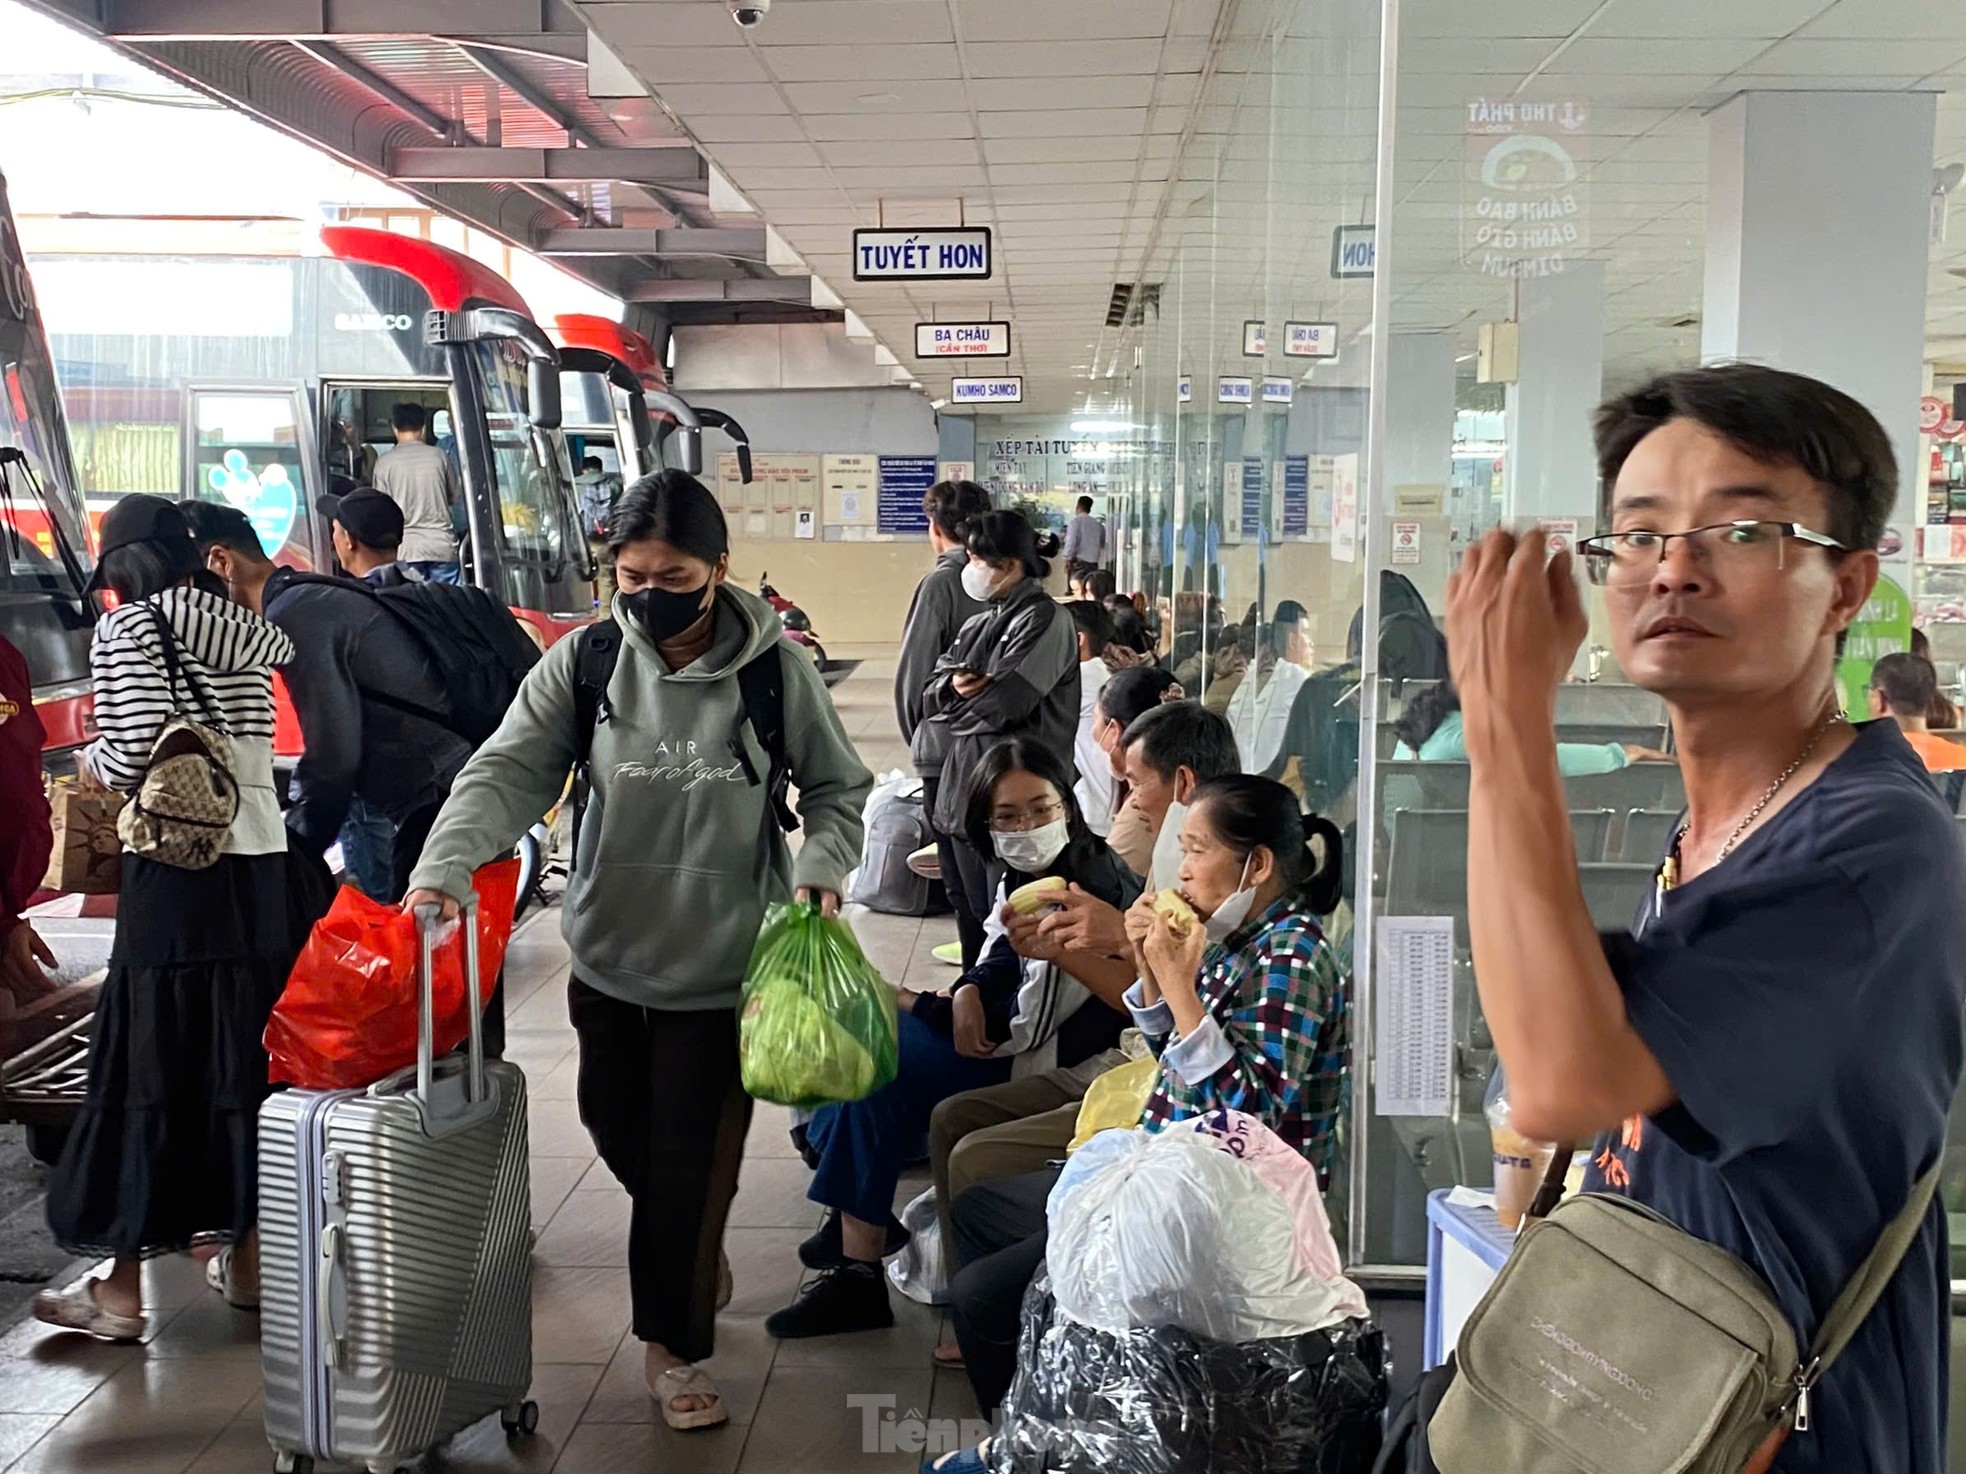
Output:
top-left (315, 487), bottom-right (404, 550)
top-left (84, 495), bottom-right (198, 594)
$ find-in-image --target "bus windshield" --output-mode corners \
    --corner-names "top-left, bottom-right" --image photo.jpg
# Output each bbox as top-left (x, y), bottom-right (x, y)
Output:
top-left (469, 337), bottom-right (572, 569)
top-left (0, 200), bottom-right (89, 596)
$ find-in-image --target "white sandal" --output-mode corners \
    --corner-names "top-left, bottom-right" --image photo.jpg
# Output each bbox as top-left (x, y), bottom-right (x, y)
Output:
top-left (30, 1276), bottom-right (146, 1342)
top-left (650, 1363), bottom-right (728, 1431)
top-left (205, 1247), bottom-right (260, 1311)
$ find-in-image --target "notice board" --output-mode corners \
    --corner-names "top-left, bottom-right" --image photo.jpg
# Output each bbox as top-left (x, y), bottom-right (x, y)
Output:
top-left (877, 455), bottom-right (936, 534)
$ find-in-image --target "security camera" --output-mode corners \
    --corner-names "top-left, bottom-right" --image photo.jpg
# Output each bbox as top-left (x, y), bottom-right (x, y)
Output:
top-left (729, 0), bottom-right (770, 26)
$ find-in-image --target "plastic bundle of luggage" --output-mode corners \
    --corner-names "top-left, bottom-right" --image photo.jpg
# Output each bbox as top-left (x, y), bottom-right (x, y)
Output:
top-left (991, 1272), bottom-right (1389, 1474)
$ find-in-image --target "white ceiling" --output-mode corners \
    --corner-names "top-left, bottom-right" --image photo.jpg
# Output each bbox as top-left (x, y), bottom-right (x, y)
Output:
top-left (571, 0), bottom-right (1966, 412)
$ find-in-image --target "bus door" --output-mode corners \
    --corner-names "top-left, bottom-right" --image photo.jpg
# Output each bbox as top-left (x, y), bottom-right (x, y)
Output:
top-left (316, 379), bottom-right (455, 573)
top-left (182, 382), bottom-right (324, 572)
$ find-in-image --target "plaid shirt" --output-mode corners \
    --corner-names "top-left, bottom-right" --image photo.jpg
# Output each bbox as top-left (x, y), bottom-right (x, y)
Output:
top-left (1129, 896), bottom-right (1349, 1176)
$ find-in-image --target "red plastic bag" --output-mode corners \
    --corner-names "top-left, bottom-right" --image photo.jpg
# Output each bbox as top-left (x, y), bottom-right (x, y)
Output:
top-left (264, 858), bottom-right (520, 1089)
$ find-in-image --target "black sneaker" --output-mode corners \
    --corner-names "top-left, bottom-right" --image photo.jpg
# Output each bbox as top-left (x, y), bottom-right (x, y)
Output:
top-left (798, 1211), bottom-right (912, 1270)
top-left (766, 1261), bottom-right (894, 1339)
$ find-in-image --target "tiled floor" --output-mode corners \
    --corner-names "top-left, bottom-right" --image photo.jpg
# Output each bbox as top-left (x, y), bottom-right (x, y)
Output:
top-left (0, 649), bottom-right (976, 1474)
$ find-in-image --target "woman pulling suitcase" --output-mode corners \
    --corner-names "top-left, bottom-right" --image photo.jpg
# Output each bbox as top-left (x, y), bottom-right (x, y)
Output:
top-left (403, 469), bottom-right (871, 1431)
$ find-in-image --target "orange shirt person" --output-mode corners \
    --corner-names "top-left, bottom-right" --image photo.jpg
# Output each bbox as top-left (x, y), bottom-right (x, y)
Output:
top-left (1867, 652), bottom-right (1966, 773)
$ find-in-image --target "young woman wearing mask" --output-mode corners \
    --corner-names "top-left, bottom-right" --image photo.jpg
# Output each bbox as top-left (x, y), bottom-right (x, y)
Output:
top-left (918, 511), bottom-right (1080, 969)
top-left (771, 738), bottom-right (1137, 1340)
top-left (402, 470), bottom-right (871, 1432)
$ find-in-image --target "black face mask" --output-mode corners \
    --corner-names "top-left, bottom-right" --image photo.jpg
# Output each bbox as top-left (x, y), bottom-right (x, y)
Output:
top-left (618, 581), bottom-right (712, 641)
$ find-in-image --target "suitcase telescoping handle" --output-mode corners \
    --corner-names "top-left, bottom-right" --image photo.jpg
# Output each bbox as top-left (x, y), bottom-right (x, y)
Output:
top-left (412, 893), bottom-right (487, 1108)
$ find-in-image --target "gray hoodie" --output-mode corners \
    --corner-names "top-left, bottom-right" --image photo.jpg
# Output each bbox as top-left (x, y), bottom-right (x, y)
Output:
top-left (407, 585), bottom-right (872, 1011)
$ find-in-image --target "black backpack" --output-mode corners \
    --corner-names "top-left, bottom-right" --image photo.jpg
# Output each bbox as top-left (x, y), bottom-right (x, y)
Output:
top-left (279, 573), bottom-right (540, 746)
top-left (568, 620), bottom-right (796, 861)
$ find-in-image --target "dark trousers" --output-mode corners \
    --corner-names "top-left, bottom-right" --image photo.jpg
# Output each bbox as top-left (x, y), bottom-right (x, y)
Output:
top-left (923, 776), bottom-right (993, 969)
top-left (567, 978), bottom-right (753, 1362)
top-left (949, 1165), bottom-right (1059, 1414)
top-left (392, 802), bottom-right (504, 1058)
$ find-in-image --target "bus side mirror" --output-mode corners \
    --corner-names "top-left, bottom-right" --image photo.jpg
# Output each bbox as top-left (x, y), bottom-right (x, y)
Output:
top-left (673, 427), bottom-right (702, 476)
top-left (528, 358), bottom-right (562, 430)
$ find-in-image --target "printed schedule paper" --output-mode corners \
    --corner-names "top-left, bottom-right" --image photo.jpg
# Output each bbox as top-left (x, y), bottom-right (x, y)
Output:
top-left (1374, 914), bottom-right (1456, 1117)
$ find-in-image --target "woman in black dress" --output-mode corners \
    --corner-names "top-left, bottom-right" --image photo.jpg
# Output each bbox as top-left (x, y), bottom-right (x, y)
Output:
top-left (32, 497), bottom-right (316, 1340)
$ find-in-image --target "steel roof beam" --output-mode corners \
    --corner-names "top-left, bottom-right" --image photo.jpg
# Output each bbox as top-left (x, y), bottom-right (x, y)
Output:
top-left (388, 146), bottom-right (706, 186)
top-left (537, 226), bottom-right (763, 258)
top-left (623, 278), bottom-right (811, 304)
top-left (98, 0), bottom-right (574, 39)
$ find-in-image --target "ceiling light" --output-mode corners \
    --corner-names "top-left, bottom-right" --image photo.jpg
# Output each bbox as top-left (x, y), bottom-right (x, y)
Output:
top-left (931, 398), bottom-right (949, 410)
top-left (1071, 419), bottom-right (1137, 433)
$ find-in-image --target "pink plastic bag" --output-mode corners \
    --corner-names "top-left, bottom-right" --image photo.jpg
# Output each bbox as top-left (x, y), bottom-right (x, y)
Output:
top-left (264, 859), bottom-right (519, 1089)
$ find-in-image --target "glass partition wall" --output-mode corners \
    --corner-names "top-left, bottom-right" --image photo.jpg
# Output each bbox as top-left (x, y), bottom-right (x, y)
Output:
top-left (1053, 0), bottom-right (1961, 1285)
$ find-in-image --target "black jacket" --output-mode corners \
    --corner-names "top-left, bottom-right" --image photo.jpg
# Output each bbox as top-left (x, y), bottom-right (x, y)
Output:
top-left (263, 565), bottom-right (474, 854)
top-left (898, 548), bottom-right (991, 776)
top-left (913, 832), bottom-right (1141, 1068)
top-left (921, 579), bottom-right (1080, 833)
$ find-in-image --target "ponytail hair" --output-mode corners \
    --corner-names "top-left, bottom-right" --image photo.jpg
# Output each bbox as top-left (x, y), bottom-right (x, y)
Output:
top-left (1189, 774), bottom-right (1345, 916)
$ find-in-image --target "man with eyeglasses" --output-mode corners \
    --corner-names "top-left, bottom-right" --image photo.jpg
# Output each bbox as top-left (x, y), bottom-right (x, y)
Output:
top-left (1450, 362), bottom-right (1965, 1472)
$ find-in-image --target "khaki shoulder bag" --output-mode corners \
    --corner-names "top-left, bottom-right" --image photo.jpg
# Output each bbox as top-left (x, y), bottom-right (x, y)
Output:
top-left (1429, 1145), bottom-right (1941, 1474)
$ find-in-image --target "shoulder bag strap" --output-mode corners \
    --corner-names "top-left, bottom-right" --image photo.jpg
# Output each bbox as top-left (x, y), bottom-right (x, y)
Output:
top-left (142, 599), bottom-right (228, 734)
top-left (1524, 1140), bottom-right (1576, 1225)
top-left (1804, 1149), bottom-right (1945, 1383)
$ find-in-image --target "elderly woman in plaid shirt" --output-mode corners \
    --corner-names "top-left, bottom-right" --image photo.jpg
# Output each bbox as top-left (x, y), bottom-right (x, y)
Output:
top-left (1118, 773), bottom-right (1348, 1180)
top-left (925, 774), bottom-right (1350, 1461)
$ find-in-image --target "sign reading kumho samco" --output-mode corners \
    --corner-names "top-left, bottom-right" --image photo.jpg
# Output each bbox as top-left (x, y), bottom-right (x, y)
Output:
top-left (853, 228), bottom-right (993, 281)
top-left (1463, 98), bottom-right (1589, 279)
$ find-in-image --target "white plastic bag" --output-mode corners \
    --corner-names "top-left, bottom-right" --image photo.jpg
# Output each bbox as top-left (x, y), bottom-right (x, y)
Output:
top-left (1045, 1111), bottom-right (1365, 1343)
top-left (884, 1188), bottom-right (948, 1306)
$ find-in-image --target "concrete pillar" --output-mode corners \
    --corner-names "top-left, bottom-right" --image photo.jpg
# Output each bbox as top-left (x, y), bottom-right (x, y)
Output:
top-left (1702, 91), bottom-right (1936, 527)
top-left (1384, 332), bottom-right (1460, 604)
top-left (1385, 332), bottom-right (1457, 492)
top-left (1504, 260), bottom-right (1605, 524)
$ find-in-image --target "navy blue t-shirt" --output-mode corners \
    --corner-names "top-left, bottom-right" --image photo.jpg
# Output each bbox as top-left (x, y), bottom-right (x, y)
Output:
top-left (1584, 720), bottom-right (1964, 1474)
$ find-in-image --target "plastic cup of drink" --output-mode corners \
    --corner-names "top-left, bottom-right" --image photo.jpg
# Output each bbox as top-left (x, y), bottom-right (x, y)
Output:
top-left (1491, 1126), bottom-right (1557, 1230)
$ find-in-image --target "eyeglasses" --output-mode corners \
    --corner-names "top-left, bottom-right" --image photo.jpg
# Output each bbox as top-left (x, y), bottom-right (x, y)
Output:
top-left (989, 799), bottom-right (1065, 833)
top-left (1577, 520), bottom-right (1844, 587)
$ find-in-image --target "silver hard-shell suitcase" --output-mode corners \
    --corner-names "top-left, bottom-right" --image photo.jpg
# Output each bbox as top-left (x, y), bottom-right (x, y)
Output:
top-left (260, 896), bottom-right (535, 1474)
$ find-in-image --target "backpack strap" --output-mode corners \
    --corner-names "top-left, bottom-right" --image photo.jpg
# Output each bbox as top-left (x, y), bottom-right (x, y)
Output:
top-left (735, 642), bottom-right (798, 833)
top-left (1792, 1148), bottom-right (1945, 1420)
top-left (567, 620), bottom-right (622, 868)
top-left (571, 619), bottom-right (623, 772)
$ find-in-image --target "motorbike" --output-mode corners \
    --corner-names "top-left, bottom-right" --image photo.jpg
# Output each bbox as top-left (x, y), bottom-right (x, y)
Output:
top-left (759, 573), bottom-right (827, 673)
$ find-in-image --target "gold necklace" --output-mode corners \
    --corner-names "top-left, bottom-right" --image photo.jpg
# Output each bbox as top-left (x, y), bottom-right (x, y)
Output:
top-left (1659, 710), bottom-right (1844, 894)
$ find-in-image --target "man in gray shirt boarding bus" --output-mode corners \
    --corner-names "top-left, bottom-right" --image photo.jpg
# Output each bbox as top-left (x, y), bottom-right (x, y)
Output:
top-left (373, 402), bottom-right (463, 584)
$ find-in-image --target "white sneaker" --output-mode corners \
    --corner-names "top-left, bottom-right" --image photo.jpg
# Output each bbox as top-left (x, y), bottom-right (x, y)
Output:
top-left (907, 844), bottom-right (942, 880)
top-left (31, 1276), bottom-right (145, 1342)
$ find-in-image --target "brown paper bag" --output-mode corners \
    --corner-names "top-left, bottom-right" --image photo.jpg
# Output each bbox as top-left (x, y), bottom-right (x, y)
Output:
top-left (42, 785), bottom-right (124, 894)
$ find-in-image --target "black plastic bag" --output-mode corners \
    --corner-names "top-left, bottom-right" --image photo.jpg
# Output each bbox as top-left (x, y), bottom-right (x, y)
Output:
top-left (992, 1272), bottom-right (1388, 1474)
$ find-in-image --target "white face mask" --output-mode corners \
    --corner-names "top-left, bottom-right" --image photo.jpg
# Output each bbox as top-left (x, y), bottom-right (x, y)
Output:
top-left (993, 817), bottom-right (1070, 874)
top-left (1150, 799), bottom-right (1188, 892)
top-left (1203, 851), bottom-right (1258, 942)
top-left (960, 561), bottom-right (999, 603)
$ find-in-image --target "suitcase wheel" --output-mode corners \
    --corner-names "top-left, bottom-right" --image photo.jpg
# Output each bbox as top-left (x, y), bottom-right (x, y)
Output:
top-left (271, 1454), bottom-right (312, 1474)
top-left (501, 1400), bottom-right (540, 1438)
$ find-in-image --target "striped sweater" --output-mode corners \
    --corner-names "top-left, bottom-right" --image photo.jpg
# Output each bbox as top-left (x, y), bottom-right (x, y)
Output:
top-left (84, 587), bottom-right (294, 857)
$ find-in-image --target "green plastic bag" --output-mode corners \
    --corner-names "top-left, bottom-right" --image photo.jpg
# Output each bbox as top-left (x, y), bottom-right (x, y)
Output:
top-left (739, 900), bottom-right (899, 1108)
